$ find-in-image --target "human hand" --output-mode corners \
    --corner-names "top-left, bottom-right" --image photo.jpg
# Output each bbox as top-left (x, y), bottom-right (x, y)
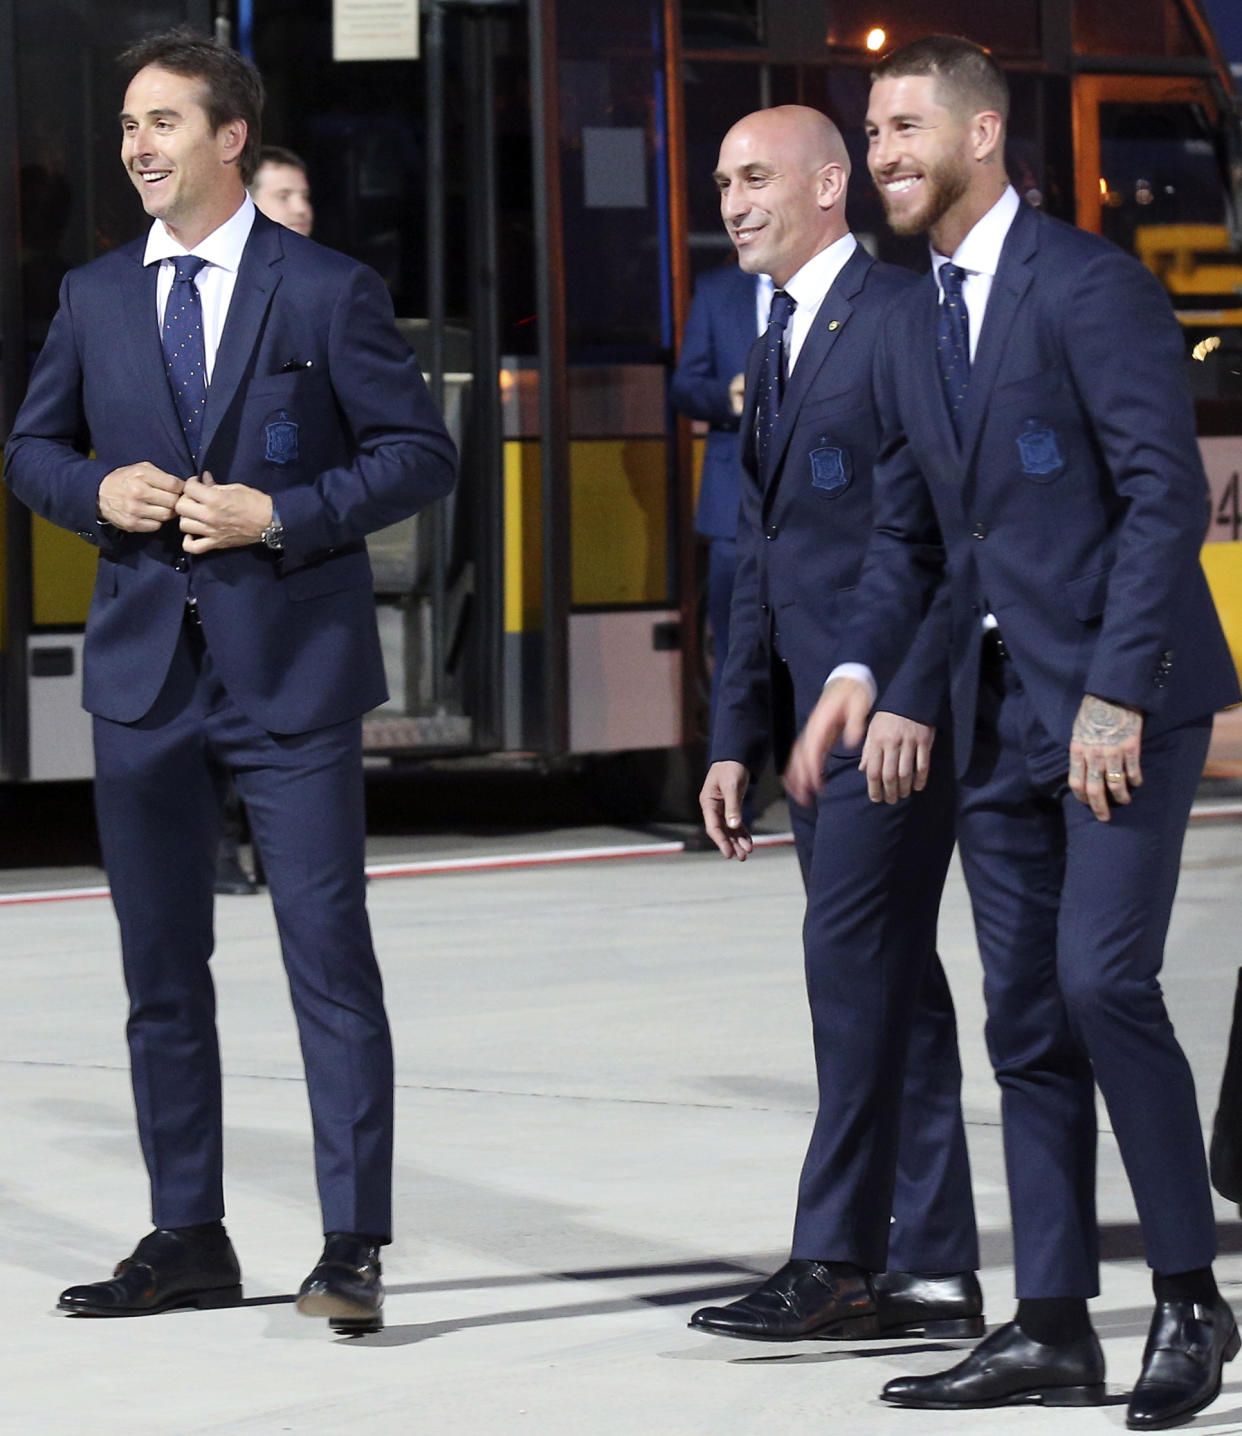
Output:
top-left (97, 462), bottom-right (186, 532)
top-left (700, 760), bottom-right (753, 859)
top-left (1068, 693), bottom-right (1143, 821)
top-left (784, 677), bottom-right (872, 806)
top-left (176, 472), bottom-right (274, 552)
top-left (860, 711), bottom-right (935, 804)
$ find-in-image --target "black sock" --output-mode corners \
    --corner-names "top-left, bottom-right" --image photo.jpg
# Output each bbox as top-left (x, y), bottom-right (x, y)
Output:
top-left (1015, 1297), bottom-right (1092, 1345)
top-left (1153, 1267), bottom-right (1219, 1307)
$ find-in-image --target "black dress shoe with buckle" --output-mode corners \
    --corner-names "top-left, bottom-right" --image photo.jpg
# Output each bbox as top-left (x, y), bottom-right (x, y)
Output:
top-left (58, 1224), bottom-right (243, 1317)
top-left (296, 1232), bottom-right (384, 1334)
top-left (688, 1259), bottom-right (877, 1341)
top-left (872, 1269), bottom-right (986, 1338)
top-left (1127, 1295), bottom-right (1240, 1430)
top-left (881, 1320), bottom-right (1107, 1409)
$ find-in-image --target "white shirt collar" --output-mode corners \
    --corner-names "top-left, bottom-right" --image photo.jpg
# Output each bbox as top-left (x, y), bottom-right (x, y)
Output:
top-left (931, 185), bottom-right (1020, 287)
top-left (782, 231), bottom-right (858, 311)
top-left (143, 192), bottom-right (257, 271)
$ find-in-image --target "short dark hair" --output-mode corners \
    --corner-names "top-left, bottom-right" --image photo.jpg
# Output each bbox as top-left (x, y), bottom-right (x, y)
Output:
top-left (253, 145), bottom-right (307, 179)
top-left (119, 27), bottom-right (264, 184)
top-left (872, 35), bottom-right (1009, 123)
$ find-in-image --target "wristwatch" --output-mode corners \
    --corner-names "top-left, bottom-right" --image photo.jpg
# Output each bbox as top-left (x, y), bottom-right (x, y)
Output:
top-left (260, 505), bottom-right (285, 551)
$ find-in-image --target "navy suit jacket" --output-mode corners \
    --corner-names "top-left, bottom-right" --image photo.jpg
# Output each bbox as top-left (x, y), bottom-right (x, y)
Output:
top-left (670, 264), bottom-right (760, 539)
top-left (6, 210), bottom-right (457, 735)
top-left (711, 244), bottom-right (929, 776)
top-left (848, 200), bottom-right (1240, 773)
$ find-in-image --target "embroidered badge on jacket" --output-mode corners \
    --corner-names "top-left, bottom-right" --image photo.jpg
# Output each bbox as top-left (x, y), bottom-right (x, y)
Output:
top-left (1016, 420), bottom-right (1063, 480)
top-left (810, 441), bottom-right (852, 495)
top-left (264, 410), bottom-right (300, 466)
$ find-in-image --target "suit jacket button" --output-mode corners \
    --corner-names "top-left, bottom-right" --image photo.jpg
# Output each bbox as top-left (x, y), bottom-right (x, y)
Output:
top-left (174, 557), bottom-right (189, 573)
top-left (765, 525), bottom-right (778, 540)
top-left (760, 602), bottom-right (770, 613)
top-left (971, 522), bottom-right (988, 539)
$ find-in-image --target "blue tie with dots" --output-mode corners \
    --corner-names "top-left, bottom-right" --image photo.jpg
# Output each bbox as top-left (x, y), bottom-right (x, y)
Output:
top-left (937, 262), bottom-right (971, 433)
top-left (163, 255), bottom-right (208, 465)
top-left (755, 287), bottom-right (796, 475)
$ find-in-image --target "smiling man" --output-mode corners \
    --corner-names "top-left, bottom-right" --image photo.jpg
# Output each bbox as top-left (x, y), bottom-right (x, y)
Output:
top-left (688, 105), bottom-right (981, 1348)
top-left (5, 27), bottom-right (456, 1335)
top-left (786, 35), bottom-right (1240, 1429)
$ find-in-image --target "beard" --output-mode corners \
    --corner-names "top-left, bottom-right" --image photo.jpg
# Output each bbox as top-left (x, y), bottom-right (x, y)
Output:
top-left (879, 155), bottom-right (971, 237)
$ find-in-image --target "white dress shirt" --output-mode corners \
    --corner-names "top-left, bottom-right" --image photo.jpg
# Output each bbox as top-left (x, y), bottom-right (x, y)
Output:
top-left (755, 271), bottom-right (774, 337)
top-left (144, 194), bottom-right (257, 380)
top-left (780, 231), bottom-right (858, 373)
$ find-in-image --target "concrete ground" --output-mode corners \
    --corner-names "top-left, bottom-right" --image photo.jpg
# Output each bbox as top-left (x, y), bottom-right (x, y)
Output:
top-left (4, 806), bottom-right (1242, 1435)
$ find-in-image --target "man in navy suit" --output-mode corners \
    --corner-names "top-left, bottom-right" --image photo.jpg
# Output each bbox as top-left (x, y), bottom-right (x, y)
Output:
top-left (689, 105), bottom-right (981, 1345)
top-left (788, 37), bottom-right (1240, 1427)
top-left (670, 262), bottom-right (767, 739)
top-left (5, 29), bottom-right (455, 1333)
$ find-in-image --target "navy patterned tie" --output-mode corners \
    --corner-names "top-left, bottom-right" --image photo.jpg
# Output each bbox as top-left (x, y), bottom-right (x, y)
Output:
top-left (937, 262), bottom-right (971, 433)
top-left (162, 255), bottom-right (208, 465)
top-left (755, 287), bottom-right (796, 475)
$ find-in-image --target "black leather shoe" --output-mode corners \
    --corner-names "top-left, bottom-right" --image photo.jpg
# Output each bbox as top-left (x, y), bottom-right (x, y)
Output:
top-left (1127, 1295), bottom-right (1240, 1430)
top-left (688, 1260), bottom-right (877, 1341)
top-left (881, 1320), bottom-right (1106, 1409)
top-left (58, 1225), bottom-right (242, 1316)
top-left (872, 1270), bottom-right (985, 1338)
top-left (296, 1233), bottom-right (384, 1334)
top-left (214, 842), bottom-right (259, 896)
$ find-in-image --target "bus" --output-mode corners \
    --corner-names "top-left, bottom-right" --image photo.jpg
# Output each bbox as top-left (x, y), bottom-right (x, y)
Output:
top-left (1, 0), bottom-right (1238, 807)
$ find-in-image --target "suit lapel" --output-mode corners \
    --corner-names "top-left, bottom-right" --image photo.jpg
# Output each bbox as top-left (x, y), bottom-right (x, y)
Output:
top-left (116, 244), bottom-right (193, 465)
top-left (955, 203), bottom-right (1037, 465)
top-left (763, 244), bottom-right (872, 494)
top-left (200, 215), bottom-right (284, 462)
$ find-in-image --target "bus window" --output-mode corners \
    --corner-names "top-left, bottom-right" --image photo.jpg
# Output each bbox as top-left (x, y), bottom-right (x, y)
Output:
top-left (1097, 102), bottom-right (1229, 258)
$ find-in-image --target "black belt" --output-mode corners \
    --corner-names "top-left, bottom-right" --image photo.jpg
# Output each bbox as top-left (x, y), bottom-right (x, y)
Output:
top-left (981, 627), bottom-right (1008, 665)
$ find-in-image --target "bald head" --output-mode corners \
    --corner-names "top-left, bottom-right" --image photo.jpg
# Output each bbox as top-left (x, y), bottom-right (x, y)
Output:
top-left (714, 106), bottom-right (851, 286)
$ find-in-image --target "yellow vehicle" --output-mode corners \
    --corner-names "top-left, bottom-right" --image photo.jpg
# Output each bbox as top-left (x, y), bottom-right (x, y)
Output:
top-left (1, 0), bottom-right (1239, 800)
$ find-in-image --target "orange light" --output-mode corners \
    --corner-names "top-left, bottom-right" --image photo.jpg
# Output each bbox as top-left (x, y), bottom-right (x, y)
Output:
top-left (865, 27), bottom-right (887, 51)
top-left (1099, 177), bottom-right (1108, 196)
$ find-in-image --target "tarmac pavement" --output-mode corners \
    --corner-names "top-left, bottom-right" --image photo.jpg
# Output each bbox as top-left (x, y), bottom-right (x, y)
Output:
top-left (3, 807), bottom-right (1242, 1435)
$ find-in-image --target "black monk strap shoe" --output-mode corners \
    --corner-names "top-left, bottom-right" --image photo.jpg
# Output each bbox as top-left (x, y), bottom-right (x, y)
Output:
top-left (1126, 1295), bottom-right (1241, 1430)
top-left (296, 1232), bottom-right (384, 1334)
top-left (881, 1320), bottom-right (1106, 1409)
top-left (58, 1224), bottom-right (242, 1317)
top-left (688, 1259), bottom-right (878, 1341)
top-left (870, 1269), bottom-right (985, 1338)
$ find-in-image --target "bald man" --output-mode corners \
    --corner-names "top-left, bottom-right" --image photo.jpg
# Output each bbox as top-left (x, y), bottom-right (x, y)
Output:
top-left (690, 106), bottom-right (980, 1344)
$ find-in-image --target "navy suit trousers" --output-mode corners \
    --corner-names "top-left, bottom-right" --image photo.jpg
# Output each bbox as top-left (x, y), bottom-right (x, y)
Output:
top-left (787, 737), bottom-right (978, 1273)
top-left (92, 617), bottom-right (394, 1239)
top-left (957, 657), bottom-right (1214, 1295)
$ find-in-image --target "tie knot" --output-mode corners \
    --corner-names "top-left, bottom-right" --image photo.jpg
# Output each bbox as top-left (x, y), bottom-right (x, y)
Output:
top-left (171, 255), bottom-right (207, 285)
top-left (940, 263), bottom-right (967, 299)
top-left (768, 288), bottom-right (795, 332)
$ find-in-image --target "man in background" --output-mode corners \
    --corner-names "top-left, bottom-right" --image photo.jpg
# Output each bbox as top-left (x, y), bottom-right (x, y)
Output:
top-left (249, 144), bottom-right (313, 237)
top-left (671, 262), bottom-right (769, 748)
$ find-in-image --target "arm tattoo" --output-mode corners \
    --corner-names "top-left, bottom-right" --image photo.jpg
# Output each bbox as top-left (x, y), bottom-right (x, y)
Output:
top-left (1073, 695), bottom-right (1141, 746)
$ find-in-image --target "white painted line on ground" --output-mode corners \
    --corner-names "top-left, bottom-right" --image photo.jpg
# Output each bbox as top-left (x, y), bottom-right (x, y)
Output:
top-left (0, 832), bottom-right (797, 906)
top-left (3, 801), bottom-right (1237, 908)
